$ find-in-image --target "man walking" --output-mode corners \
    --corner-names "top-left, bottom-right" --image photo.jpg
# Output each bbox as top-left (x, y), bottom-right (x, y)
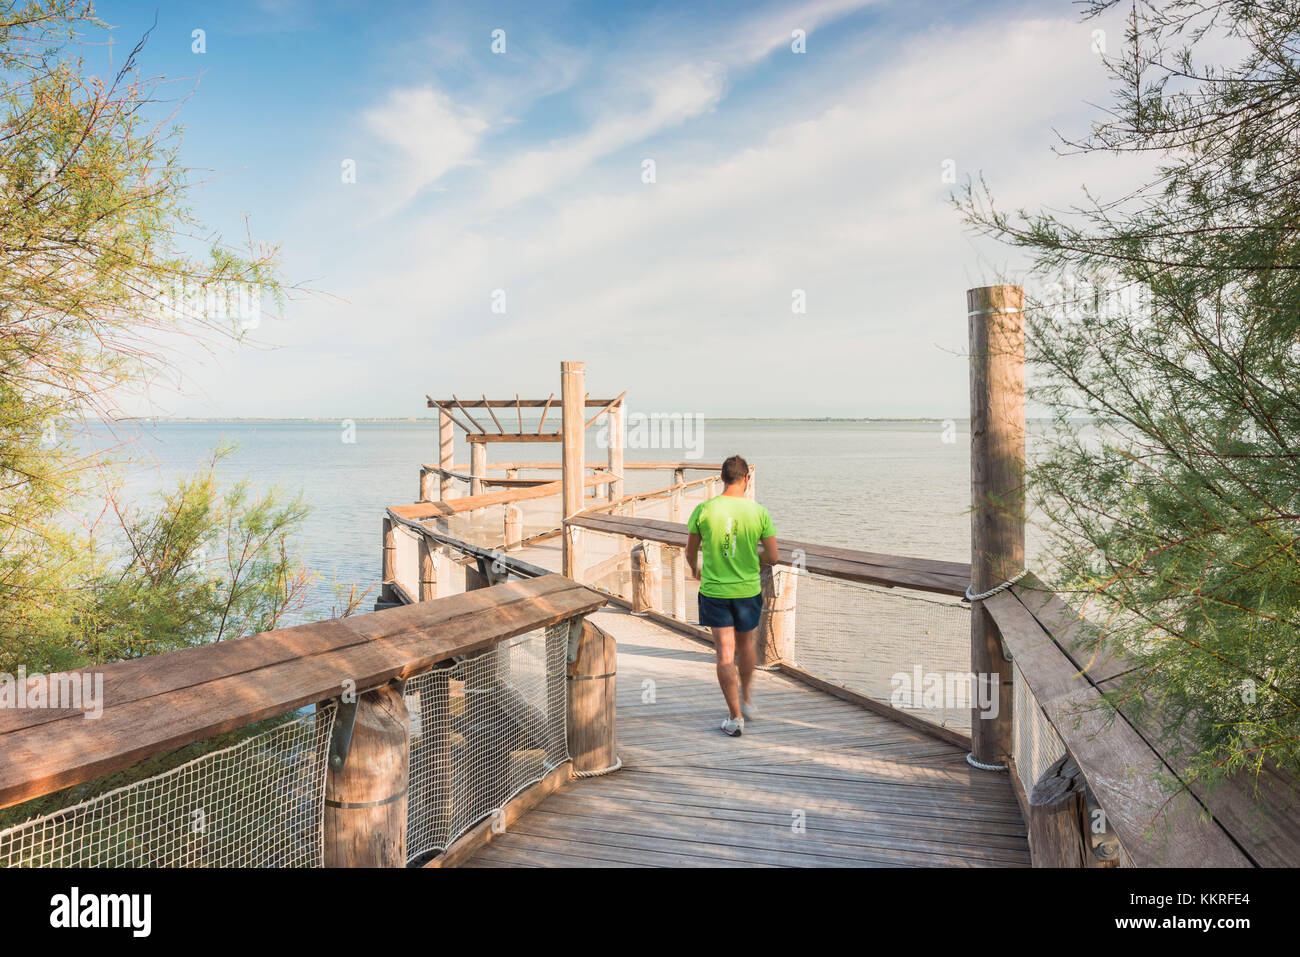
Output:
top-left (686, 455), bottom-right (779, 736)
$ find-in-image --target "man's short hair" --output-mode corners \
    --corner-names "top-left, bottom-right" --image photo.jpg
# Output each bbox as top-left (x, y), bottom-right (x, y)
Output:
top-left (721, 455), bottom-right (749, 485)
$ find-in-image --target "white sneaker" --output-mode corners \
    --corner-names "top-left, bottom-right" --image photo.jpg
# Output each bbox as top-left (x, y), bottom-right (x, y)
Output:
top-left (740, 697), bottom-right (757, 720)
top-left (721, 716), bottom-right (744, 737)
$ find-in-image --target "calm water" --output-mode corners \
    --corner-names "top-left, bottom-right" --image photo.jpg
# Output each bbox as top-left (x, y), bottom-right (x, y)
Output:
top-left (88, 418), bottom-right (1044, 619)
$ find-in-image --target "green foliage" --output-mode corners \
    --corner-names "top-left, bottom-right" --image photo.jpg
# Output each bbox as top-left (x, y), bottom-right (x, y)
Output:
top-left (0, 2), bottom-right (307, 676)
top-left (958, 1), bottom-right (1300, 788)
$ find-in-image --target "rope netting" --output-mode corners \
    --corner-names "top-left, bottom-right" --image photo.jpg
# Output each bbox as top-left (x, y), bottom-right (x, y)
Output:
top-left (0, 618), bottom-right (574, 868)
top-left (405, 621), bottom-right (570, 863)
top-left (577, 527), bottom-right (972, 733)
top-left (789, 573), bottom-right (972, 733)
top-left (0, 706), bottom-right (334, 868)
top-left (1012, 660), bottom-right (1067, 795)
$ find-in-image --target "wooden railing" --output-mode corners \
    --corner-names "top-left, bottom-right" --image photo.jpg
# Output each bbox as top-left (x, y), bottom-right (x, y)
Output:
top-left (984, 574), bottom-right (1296, 868)
top-left (562, 511), bottom-right (974, 750)
top-left (0, 576), bottom-right (608, 867)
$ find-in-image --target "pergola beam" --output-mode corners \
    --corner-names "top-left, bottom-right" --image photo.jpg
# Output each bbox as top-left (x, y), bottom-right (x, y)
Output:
top-left (427, 397), bottom-right (475, 436)
top-left (426, 397), bottom-right (618, 408)
top-left (585, 391), bottom-right (627, 429)
top-left (451, 395), bottom-right (487, 434)
top-left (481, 393), bottom-right (506, 433)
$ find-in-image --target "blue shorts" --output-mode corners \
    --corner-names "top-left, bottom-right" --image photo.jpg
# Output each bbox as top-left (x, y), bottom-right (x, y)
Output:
top-left (697, 592), bottom-right (763, 632)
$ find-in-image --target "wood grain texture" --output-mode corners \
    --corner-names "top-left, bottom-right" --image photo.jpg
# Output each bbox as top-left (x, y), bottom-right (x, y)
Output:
top-left (563, 514), bottom-right (969, 596)
top-left (985, 591), bottom-right (1250, 867)
top-left (461, 607), bottom-right (1028, 867)
top-left (0, 576), bottom-right (606, 810)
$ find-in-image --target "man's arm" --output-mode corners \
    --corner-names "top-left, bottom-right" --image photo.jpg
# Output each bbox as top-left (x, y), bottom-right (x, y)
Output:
top-left (686, 532), bottom-right (702, 579)
top-left (759, 536), bottom-right (779, 567)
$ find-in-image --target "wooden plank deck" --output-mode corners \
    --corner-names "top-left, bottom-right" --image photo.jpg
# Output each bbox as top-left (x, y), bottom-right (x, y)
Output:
top-left (464, 605), bottom-right (1030, 868)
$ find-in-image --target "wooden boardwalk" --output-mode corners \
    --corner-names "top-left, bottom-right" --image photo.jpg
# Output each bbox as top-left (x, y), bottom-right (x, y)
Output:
top-left (465, 605), bottom-right (1030, 867)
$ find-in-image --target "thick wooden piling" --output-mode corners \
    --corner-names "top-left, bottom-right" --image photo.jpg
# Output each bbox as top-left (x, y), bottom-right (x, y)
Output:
top-left (757, 565), bottom-right (797, 665)
top-left (607, 401), bottom-right (624, 501)
top-left (561, 360), bottom-right (585, 578)
top-left (631, 542), bottom-right (662, 614)
top-left (438, 410), bottom-right (455, 500)
top-left (968, 284), bottom-right (1024, 768)
top-left (504, 504), bottom-right (523, 550)
top-left (323, 683), bottom-right (409, 867)
top-left (469, 441), bottom-right (486, 497)
top-left (567, 619), bottom-right (618, 775)
top-left (381, 517), bottom-right (397, 604)
top-left (418, 536), bottom-right (438, 601)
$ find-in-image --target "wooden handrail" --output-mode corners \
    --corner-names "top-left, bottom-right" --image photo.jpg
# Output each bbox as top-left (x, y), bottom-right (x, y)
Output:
top-left (0, 576), bottom-right (606, 811)
top-left (564, 514), bottom-right (970, 596)
top-left (990, 572), bottom-right (1297, 868)
top-left (391, 472), bottom-right (614, 520)
top-left (568, 475), bottom-right (716, 522)
top-left (386, 510), bottom-right (553, 580)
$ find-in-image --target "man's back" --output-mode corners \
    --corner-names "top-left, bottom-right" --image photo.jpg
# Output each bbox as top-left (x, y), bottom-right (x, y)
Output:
top-left (687, 495), bottom-right (776, 599)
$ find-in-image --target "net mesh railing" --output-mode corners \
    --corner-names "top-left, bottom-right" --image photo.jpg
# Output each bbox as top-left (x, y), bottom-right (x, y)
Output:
top-left (576, 527), bottom-right (972, 734)
top-left (0, 707), bottom-right (335, 867)
top-left (0, 619), bottom-right (575, 868)
top-left (1012, 660), bottom-right (1067, 795)
top-left (405, 621), bottom-right (570, 863)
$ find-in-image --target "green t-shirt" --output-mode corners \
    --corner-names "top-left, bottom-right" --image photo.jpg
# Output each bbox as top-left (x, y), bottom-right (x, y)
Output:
top-left (687, 495), bottom-right (777, 599)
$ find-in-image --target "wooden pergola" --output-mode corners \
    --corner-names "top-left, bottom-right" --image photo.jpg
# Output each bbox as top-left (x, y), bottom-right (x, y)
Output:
top-left (425, 362), bottom-right (626, 534)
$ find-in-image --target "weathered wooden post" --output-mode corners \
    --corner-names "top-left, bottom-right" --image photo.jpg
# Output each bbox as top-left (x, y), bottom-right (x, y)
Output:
top-left (419, 467), bottom-right (435, 503)
top-left (607, 401), bottom-right (624, 501)
top-left (381, 517), bottom-right (397, 605)
top-left (438, 410), bottom-right (455, 501)
top-left (418, 536), bottom-right (438, 601)
top-left (968, 284), bottom-right (1025, 770)
top-left (567, 619), bottom-right (619, 775)
top-left (469, 440), bottom-right (486, 497)
top-left (561, 360), bottom-right (585, 579)
top-left (631, 542), bottom-right (661, 614)
top-left (757, 565), bottom-right (797, 665)
top-left (673, 467), bottom-right (685, 487)
top-left (324, 683), bottom-right (409, 867)
top-left (504, 504), bottom-right (523, 550)
top-left (671, 548), bottom-right (687, 621)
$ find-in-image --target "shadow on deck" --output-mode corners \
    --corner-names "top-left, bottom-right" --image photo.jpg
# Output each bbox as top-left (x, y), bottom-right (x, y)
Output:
top-left (465, 606), bottom-right (1030, 868)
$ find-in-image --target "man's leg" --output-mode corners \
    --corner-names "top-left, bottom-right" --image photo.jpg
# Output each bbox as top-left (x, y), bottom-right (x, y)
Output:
top-left (736, 628), bottom-right (757, 706)
top-left (712, 626), bottom-right (742, 720)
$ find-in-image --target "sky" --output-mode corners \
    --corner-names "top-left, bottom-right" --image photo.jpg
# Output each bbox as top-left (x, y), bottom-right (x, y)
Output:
top-left (91, 0), bottom-right (1144, 419)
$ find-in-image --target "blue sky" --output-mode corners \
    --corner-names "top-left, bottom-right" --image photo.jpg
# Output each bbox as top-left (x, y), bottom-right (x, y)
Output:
top-left (93, 0), bottom-right (1140, 418)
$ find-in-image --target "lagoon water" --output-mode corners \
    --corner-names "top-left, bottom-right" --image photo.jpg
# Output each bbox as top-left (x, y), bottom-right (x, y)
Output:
top-left (92, 418), bottom-right (1047, 620)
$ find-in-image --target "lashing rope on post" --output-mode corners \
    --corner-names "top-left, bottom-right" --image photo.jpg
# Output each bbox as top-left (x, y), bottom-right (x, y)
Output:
top-left (571, 756), bottom-right (623, 778)
top-left (962, 569), bottom-right (1026, 772)
top-left (966, 753), bottom-right (1008, 772)
top-left (963, 568), bottom-right (1028, 603)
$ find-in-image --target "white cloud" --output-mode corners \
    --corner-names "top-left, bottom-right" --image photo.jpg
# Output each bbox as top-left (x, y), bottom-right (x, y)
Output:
top-left (362, 86), bottom-right (489, 209)
top-left (152, 7), bottom-right (1152, 419)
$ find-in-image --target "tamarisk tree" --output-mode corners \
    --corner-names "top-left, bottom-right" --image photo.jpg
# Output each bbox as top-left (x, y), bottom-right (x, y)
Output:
top-left (959, 0), bottom-right (1300, 791)
top-left (0, 2), bottom-right (317, 675)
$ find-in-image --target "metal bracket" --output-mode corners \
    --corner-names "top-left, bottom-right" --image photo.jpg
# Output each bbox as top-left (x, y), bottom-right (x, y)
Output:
top-left (475, 554), bottom-right (509, 586)
top-left (328, 677), bottom-right (409, 772)
top-left (328, 696), bottom-right (359, 771)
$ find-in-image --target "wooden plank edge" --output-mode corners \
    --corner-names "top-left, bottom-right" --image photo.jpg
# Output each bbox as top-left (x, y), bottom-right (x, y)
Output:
top-left (421, 761), bottom-right (573, 868)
